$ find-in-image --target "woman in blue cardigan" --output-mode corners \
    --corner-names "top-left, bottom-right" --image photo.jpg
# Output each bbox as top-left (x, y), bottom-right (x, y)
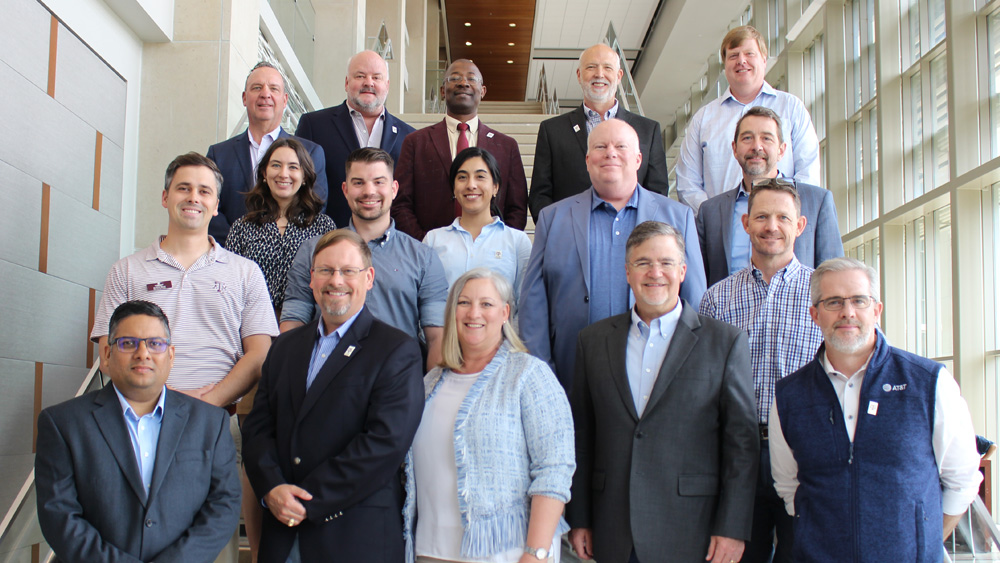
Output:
top-left (404, 268), bottom-right (575, 563)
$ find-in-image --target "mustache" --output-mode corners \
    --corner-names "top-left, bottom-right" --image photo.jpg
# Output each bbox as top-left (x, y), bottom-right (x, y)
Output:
top-left (834, 319), bottom-right (861, 329)
top-left (359, 87), bottom-right (377, 94)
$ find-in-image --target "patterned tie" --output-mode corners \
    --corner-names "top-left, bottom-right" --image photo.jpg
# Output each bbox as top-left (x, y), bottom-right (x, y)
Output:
top-left (455, 122), bottom-right (471, 217)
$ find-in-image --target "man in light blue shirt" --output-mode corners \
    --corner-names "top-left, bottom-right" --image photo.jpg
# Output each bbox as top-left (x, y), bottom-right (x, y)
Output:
top-left (675, 25), bottom-right (820, 214)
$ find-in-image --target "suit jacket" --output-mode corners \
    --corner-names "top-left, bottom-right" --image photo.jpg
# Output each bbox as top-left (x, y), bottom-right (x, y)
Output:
top-left (392, 119), bottom-right (529, 240)
top-left (35, 386), bottom-right (241, 563)
top-left (697, 181), bottom-right (844, 288)
top-left (295, 101), bottom-right (415, 227)
top-left (518, 186), bottom-right (708, 391)
top-left (206, 128), bottom-right (329, 245)
top-left (242, 307), bottom-right (424, 562)
top-left (567, 303), bottom-right (759, 562)
top-left (528, 105), bottom-right (670, 222)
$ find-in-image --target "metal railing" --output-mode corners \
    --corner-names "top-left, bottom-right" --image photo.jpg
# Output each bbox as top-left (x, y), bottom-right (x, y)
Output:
top-left (425, 59), bottom-right (447, 114)
top-left (535, 64), bottom-right (560, 115)
top-left (369, 20), bottom-right (394, 61)
top-left (605, 22), bottom-right (644, 116)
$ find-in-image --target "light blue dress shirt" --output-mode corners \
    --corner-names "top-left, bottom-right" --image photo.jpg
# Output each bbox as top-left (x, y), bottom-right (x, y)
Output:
top-left (626, 301), bottom-right (683, 415)
top-left (113, 384), bottom-right (166, 496)
top-left (306, 307), bottom-right (363, 390)
top-left (583, 100), bottom-right (619, 133)
top-left (729, 183), bottom-right (750, 276)
top-left (588, 188), bottom-right (638, 324)
top-left (675, 81), bottom-right (821, 213)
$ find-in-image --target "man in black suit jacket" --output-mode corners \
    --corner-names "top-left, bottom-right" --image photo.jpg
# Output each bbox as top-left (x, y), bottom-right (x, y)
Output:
top-left (243, 229), bottom-right (424, 562)
top-left (528, 44), bottom-right (669, 222)
top-left (35, 300), bottom-right (241, 562)
top-left (206, 62), bottom-right (328, 246)
top-left (568, 221), bottom-right (758, 563)
top-left (295, 50), bottom-right (415, 227)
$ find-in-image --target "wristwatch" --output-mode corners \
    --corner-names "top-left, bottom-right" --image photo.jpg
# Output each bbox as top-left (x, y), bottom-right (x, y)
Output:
top-left (524, 546), bottom-right (549, 560)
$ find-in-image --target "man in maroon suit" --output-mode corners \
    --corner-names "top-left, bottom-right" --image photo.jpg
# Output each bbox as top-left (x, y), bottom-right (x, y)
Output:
top-left (391, 59), bottom-right (528, 240)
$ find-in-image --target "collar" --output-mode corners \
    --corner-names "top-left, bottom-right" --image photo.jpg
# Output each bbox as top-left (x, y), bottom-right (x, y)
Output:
top-left (447, 216), bottom-right (503, 232)
top-left (631, 299), bottom-right (683, 338)
top-left (445, 114), bottom-right (479, 134)
top-left (722, 80), bottom-right (776, 105)
top-left (348, 106), bottom-right (386, 121)
top-left (749, 255), bottom-right (803, 282)
top-left (583, 100), bottom-right (619, 121)
top-left (113, 384), bottom-right (167, 420)
top-left (149, 236), bottom-right (226, 265)
top-left (317, 306), bottom-right (364, 339)
top-left (247, 124), bottom-right (282, 148)
top-left (821, 347), bottom-right (875, 381)
top-left (347, 218), bottom-right (395, 246)
top-left (590, 185), bottom-right (640, 211)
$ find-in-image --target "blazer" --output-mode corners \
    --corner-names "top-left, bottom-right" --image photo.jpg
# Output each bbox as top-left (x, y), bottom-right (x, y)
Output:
top-left (518, 186), bottom-right (708, 391)
top-left (528, 105), bottom-right (670, 222)
top-left (242, 307), bottom-right (424, 563)
top-left (206, 128), bottom-right (329, 246)
top-left (567, 303), bottom-right (759, 563)
top-left (295, 101), bottom-right (415, 227)
top-left (35, 385), bottom-right (241, 563)
top-left (697, 181), bottom-right (844, 288)
top-left (392, 119), bottom-right (529, 240)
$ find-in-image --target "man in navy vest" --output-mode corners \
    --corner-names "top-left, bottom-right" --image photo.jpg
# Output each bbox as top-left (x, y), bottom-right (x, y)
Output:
top-left (768, 257), bottom-right (981, 562)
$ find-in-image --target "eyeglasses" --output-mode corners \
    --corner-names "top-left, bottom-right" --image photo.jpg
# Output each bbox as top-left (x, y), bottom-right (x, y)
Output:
top-left (751, 177), bottom-right (797, 190)
top-left (110, 337), bottom-right (171, 354)
top-left (816, 295), bottom-right (877, 311)
top-left (446, 75), bottom-right (482, 85)
top-left (629, 259), bottom-right (682, 273)
top-left (311, 267), bottom-right (365, 279)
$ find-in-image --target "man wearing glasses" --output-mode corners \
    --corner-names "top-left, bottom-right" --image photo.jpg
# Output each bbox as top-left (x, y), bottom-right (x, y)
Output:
top-left (391, 58), bottom-right (528, 240)
top-left (696, 106), bottom-right (843, 288)
top-left (768, 257), bottom-right (982, 562)
top-left (37, 300), bottom-right (241, 562)
top-left (699, 178), bottom-right (821, 563)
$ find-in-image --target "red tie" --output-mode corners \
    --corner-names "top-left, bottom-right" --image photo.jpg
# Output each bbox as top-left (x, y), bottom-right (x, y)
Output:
top-left (455, 122), bottom-right (471, 217)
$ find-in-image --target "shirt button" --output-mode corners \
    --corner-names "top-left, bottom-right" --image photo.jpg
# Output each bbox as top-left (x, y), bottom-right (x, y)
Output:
top-left (293, 457), bottom-right (302, 465)
top-left (144, 452), bottom-right (149, 457)
top-left (615, 231), bottom-right (620, 236)
top-left (848, 383), bottom-right (853, 388)
top-left (321, 354), bottom-right (327, 358)
top-left (848, 415), bottom-right (854, 420)
top-left (645, 368), bottom-right (651, 373)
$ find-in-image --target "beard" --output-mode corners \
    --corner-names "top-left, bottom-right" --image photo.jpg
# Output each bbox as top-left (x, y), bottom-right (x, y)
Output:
top-left (350, 89), bottom-right (386, 114)
top-left (582, 80), bottom-right (616, 105)
top-left (740, 149), bottom-right (771, 177)
top-left (823, 320), bottom-right (872, 355)
top-left (318, 285), bottom-right (353, 317)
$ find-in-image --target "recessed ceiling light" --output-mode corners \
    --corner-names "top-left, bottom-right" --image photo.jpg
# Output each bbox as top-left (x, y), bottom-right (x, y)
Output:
top-left (508, 42), bottom-right (515, 46)
top-left (507, 60), bottom-right (514, 64)
top-left (465, 41), bottom-right (472, 46)
top-left (509, 23), bottom-right (516, 27)
top-left (464, 22), bottom-right (471, 26)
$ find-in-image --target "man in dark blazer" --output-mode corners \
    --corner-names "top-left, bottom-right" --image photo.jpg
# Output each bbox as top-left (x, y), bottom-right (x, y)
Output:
top-left (242, 229), bottom-right (424, 562)
top-left (392, 59), bottom-right (528, 240)
top-left (295, 50), bottom-right (415, 227)
top-left (35, 300), bottom-right (241, 562)
top-left (697, 106), bottom-right (843, 287)
top-left (519, 119), bottom-right (706, 392)
top-left (568, 221), bottom-right (758, 563)
top-left (206, 62), bottom-right (328, 246)
top-left (528, 43), bottom-right (669, 222)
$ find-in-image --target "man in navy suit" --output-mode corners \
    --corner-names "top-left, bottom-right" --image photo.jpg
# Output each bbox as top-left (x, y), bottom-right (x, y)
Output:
top-left (295, 50), bottom-right (415, 227)
top-left (519, 119), bottom-right (707, 391)
top-left (36, 300), bottom-right (241, 562)
top-left (697, 106), bottom-right (843, 288)
top-left (206, 62), bottom-right (328, 245)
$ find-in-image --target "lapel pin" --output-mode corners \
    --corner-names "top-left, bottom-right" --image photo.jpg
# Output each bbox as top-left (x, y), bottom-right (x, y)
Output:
top-left (345, 345), bottom-right (355, 357)
top-left (392, 125), bottom-right (398, 134)
top-left (867, 401), bottom-right (878, 416)
top-left (573, 124), bottom-right (581, 133)
top-left (486, 132), bottom-right (494, 139)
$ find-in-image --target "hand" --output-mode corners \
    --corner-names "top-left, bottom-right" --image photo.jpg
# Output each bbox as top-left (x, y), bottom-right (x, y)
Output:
top-left (569, 528), bottom-right (594, 560)
top-left (264, 484), bottom-right (313, 527)
top-left (170, 384), bottom-right (216, 402)
top-left (705, 535), bottom-right (744, 563)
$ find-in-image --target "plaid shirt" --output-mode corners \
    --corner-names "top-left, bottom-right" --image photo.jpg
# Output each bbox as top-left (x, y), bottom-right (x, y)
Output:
top-left (699, 257), bottom-right (822, 423)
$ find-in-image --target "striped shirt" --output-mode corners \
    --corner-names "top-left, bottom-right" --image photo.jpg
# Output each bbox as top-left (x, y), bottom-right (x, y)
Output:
top-left (699, 257), bottom-right (821, 423)
top-left (92, 237), bottom-right (279, 390)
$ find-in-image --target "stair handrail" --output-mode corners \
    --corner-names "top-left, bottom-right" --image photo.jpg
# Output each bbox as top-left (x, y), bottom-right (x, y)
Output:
top-left (369, 20), bottom-right (394, 61)
top-left (425, 59), bottom-right (448, 114)
top-left (604, 22), bottom-right (644, 116)
top-left (534, 64), bottom-right (560, 115)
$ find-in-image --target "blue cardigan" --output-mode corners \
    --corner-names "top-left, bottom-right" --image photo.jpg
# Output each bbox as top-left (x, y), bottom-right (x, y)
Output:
top-left (403, 341), bottom-right (575, 562)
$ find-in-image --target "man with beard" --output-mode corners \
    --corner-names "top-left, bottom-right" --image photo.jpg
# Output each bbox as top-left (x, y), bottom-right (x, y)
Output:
top-left (699, 178), bottom-right (822, 563)
top-left (528, 43), bottom-right (669, 222)
top-left (280, 148), bottom-right (448, 370)
top-left (768, 257), bottom-right (982, 562)
top-left (697, 106), bottom-right (843, 288)
top-left (243, 228), bottom-right (424, 562)
top-left (296, 50), bottom-right (415, 226)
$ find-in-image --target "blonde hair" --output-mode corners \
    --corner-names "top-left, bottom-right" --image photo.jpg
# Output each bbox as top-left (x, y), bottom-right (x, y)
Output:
top-left (720, 25), bottom-right (768, 60)
top-left (440, 268), bottom-right (526, 370)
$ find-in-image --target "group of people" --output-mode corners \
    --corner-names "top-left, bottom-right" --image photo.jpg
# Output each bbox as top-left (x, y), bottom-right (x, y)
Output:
top-left (32, 22), bottom-right (984, 563)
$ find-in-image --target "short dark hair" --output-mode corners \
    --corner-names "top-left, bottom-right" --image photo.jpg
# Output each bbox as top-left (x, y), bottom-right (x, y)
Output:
top-left (108, 300), bottom-right (171, 341)
top-left (312, 229), bottom-right (372, 269)
top-left (625, 221), bottom-right (686, 264)
top-left (747, 178), bottom-right (802, 215)
top-left (345, 147), bottom-right (394, 178)
top-left (243, 138), bottom-right (324, 228)
top-left (245, 61), bottom-right (288, 93)
top-left (450, 147), bottom-right (502, 189)
top-left (164, 152), bottom-right (224, 196)
top-left (733, 106), bottom-right (784, 145)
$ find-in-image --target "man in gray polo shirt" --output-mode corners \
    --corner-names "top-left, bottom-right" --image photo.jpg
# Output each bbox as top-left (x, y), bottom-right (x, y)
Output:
top-left (281, 147), bottom-right (448, 370)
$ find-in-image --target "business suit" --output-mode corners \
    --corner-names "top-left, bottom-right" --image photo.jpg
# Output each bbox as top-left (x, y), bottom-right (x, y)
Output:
top-left (35, 385), bottom-right (241, 563)
top-left (528, 106), bottom-right (670, 222)
top-left (392, 119), bottom-right (529, 240)
top-left (568, 303), bottom-right (758, 563)
top-left (697, 181), bottom-right (844, 288)
top-left (518, 186), bottom-right (707, 391)
top-left (295, 101), bottom-right (415, 227)
top-left (242, 307), bottom-right (424, 562)
top-left (206, 128), bottom-right (329, 245)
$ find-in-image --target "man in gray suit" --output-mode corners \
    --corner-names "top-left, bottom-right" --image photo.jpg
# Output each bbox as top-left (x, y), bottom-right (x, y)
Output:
top-left (568, 221), bottom-right (758, 563)
top-left (697, 106), bottom-right (843, 288)
top-left (36, 300), bottom-right (241, 562)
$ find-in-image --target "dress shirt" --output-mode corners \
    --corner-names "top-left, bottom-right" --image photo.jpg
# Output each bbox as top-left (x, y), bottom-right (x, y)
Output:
top-left (349, 107), bottom-right (385, 148)
top-left (444, 115), bottom-right (479, 160)
top-left (248, 124), bottom-right (282, 178)
top-left (626, 301), bottom-right (682, 415)
top-left (675, 81), bottom-right (820, 213)
top-left (699, 258), bottom-right (821, 422)
top-left (588, 188), bottom-right (638, 324)
top-left (729, 183), bottom-right (750, 276)
top-left (583, 100), bottom-right (619, 133)
top-left (113, 384), bottom-right (167, 496)
top-left (306, 308), bottom-right (363, 389)
top-left (769, 354), bottom-right (984, 517)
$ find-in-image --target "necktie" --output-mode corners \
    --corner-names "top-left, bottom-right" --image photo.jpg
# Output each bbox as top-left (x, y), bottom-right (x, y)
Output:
top-left (455, 122), bottom-right (471, 217)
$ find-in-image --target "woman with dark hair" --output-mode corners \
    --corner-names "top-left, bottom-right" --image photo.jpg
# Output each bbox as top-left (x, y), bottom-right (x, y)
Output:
top-left (225, 137), bottom-right (336, 310)
top-left (423, 147), bottom-right (531, 318)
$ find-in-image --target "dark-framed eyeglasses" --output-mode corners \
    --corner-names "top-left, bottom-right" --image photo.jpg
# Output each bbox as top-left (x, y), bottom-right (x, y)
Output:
top-left (110, 336), bottom-right (171, 354)
top-left (311, 267), bottom-right (365, 279)
top-left (816, 295), bottom-right (877, 311)
top-left (751, 177), bottom-right (797, 190)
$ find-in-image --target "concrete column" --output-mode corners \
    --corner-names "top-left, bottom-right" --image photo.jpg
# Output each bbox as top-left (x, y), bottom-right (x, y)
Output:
top-left (367, 0), bottom-right (406, 114)
top-left (403, 0), bottom-right (427, 113)
top-left (312, 0), bottom-right (366, 107)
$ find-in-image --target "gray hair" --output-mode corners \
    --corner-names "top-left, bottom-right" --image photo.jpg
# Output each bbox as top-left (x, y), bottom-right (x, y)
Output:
top-left (810, 257), bottom-right (880, 306)
top-left (626, 221), bottom-right (686, 264)
top-left (245, 61), bottom-right (288, 93)
top-left (440, 268), bottom-right (526, 370)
